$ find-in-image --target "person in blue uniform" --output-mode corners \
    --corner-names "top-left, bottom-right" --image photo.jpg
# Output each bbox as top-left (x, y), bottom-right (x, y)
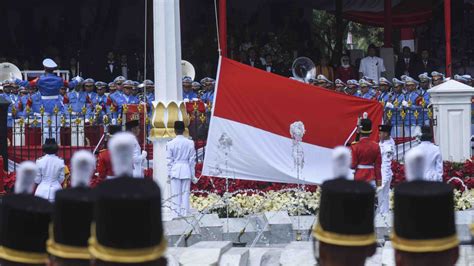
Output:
top-left (402, 76), bottom-right (421, 135)
top-left (2, 81), bottom-right (15, 127)
top-left (358, 79), bottom-right (375, 100)
top-left (15, 58), bottom-right (81, 142)
top-left (345, 79), bottom-right (359, 96)
top-left (377, 77), bottom-right (392, 106)
top-left (66, 79), bottom-right (89, 119)
top-left (93, 81), bottom-right (108, 123)
top-left (418, 73), bottom-right (431, 125)
top-left (201, 78), bottom-right (216, 104)
top-left (388, 78), bottom-right (407, 137)
top-left (82, 78), bottom-right (97, 120)
top-left (182, 76), bottom-right (197, 101)
top-left (120, 80), bottom-right (139, 104)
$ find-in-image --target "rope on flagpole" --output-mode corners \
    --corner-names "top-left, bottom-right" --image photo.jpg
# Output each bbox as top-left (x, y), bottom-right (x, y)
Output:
top-left (143, 0), bottom-right (148, 169)
top-left (214, 0), bottom-right (222, 56)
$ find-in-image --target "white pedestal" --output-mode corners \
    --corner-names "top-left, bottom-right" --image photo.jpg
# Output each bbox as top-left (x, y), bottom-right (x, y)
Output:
top-left (429, 80), bottom-right (474, 162)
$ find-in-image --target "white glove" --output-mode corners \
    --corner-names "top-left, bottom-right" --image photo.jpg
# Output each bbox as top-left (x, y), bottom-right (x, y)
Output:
top-left (141, 150), bottom-right (147, 160)
top-left (376, 186), bottom-right (383, 193)
top-left (401, 100), bottom-right (409, 107)
top-left (385, 102), bottom-right (394, 109)
top-left (74, 76), bottom-right (83, 83)
top-left (192, 176), bottom-right (199, 184)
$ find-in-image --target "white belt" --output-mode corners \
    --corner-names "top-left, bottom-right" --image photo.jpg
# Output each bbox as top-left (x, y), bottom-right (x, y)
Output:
top-left (106, 175), bottom-right (115, 179)
top-left (357, 165), bottom-right (374, 169)
top-left (41, 95), bottom-right (59, 100)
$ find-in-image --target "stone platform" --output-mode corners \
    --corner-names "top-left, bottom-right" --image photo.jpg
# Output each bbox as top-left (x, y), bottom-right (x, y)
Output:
top-left (163, 210), bottom-right (473, 265)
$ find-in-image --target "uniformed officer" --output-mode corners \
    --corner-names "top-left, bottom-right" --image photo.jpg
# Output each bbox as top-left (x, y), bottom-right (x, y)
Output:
top-left (431, 71), bottom-right (445, 86)
top-left (121, 80), bottom-right (139, 104)
top-left (89, 176), bottom-right (167, 265)
top-left (93, 125), bottom-right (122, 187)
top-left (125, 119), bottom-right (147, 178)
top-left (411, 126), bottom-right (443, 182)
top-left (15, 58), bottom-right (81, 142)
top-left (94, 81), bottom-right (108, 122)
top-left (47, 150), bottom-right (95, 266)
top-left (65, 78), bottom-right (89, 119)
top-left (167, 121), bottom-right (196, 217)
top-left (113, 75), bottom-right (126, 93)
top-left (183, 76), bottom-right (198, 100)
top-left (314, 74), bottom-right (333, 89)
top-left (388, 78), bottom-right (407, 137)
top-left (350, 116), bottom-right (382, 187)
top-left (358, 79), bottom-right (375, 100)
top-left (345, 79), bottom-right (359, 96)
top-left (312, 177), bottom-right (376, 265)
top-left (392, 175), bottom-right (459, 265)
top-left (0, 172), bottom-right (52, 265)
top-left (377, 77), bottom-right (392, 106)
top-left (334, 79), bottom-right (346, 93)
top-left (108, 81), bottom-right (117, 93)
top-left (192, 81), bottom-right (202, 97)
top-left (201, 78), bottom-right (216, 104)
top-left (377, 124), bottom-right (395, 214)
top-left (2, 80), bottom-right (15, 127)
top-left (401, 76), bottom-right (421, 135)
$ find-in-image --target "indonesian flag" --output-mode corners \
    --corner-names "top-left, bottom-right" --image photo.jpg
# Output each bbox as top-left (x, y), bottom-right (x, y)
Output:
top-left (202, 58), bottom-right (383, 184)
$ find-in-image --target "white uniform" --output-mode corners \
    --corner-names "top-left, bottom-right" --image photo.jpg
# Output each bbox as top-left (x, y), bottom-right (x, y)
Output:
top-left (359, 56), bottom-right (386, 81)
top-left (416, 141), bottom-right (443, 182)
top-left (132, 137), bottom-right (145, 178)
top-left (167, 135), bottom-right (196, 217)
top-left (377, 138), bottom-right (395, 214)
top-left (34, 154), bottom-right (65, 202)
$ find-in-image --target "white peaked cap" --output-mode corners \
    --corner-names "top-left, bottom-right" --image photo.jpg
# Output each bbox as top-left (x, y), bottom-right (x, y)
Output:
top-left (108, 132), bottom-right (136, 177)
top-left (71, 150), bottom-right (96, 188)
top-left (332, 146), bottom-right (352, 179)
top-left (15, 161), bottom-right (38, 194)
top-left (42, 58), bottom-right (58, 68)
top-left (404, 148), bottom-right (426, 181)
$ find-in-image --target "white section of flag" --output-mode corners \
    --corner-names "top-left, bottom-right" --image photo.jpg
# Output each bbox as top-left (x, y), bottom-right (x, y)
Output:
top-left (202, 116), bottom-right (336, 184)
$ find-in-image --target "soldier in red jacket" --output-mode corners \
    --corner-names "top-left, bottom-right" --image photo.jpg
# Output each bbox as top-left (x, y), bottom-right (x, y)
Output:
top-left (91, 125), bottom-right (122, 187)
top-left (350, 117), bottom-right (382, 187)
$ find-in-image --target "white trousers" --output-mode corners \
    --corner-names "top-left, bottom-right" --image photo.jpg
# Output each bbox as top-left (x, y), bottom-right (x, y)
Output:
top-left (170, 178), bottom-right (191, 217)
top-left (377, 183), bottom-right (391, 214)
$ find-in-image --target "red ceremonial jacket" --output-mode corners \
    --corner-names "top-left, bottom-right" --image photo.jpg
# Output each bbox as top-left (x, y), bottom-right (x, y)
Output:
top-left (91, 149), bottom-right (113, 188)
top-left (350, 137), bottom-right (382, 183)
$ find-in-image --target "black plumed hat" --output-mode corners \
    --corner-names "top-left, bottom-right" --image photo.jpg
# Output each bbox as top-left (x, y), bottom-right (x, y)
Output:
top-left (108, 125), bottom-right (122, 136)
top-left (42, 138), bottom-right (59, 154)
top-left (47, 187), bottom-right (95, 260)
top-left (174, 121), bottom-right (185, 131)
top-left (313, 178), bottom-right (376, 247)
top-left (392, 181), bottom-right (458, 253)
top-left (378, 124), bottom-right (392, 133)
top-left (125, 119), bottom-right (139, 131)
top-left (89, 177), bottom-right (166, 263)
top-left (420, 125), bottom-right (433, 141)
top-left (360, 119), bottom-right (372, 134)
top-left (0, 194), bottom-right (52, 264)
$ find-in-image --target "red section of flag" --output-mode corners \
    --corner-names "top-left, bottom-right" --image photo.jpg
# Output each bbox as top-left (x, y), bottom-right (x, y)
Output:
top-left (213, 58), bottom-right (383, 148)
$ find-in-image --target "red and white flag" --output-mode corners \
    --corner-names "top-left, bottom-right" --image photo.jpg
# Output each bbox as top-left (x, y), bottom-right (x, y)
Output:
top-left (203, 58), bottom-right (383, 184)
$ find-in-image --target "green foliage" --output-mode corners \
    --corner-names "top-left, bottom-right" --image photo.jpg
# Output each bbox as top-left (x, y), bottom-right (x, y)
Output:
top-left (311, 10), bottom-right (384, 62)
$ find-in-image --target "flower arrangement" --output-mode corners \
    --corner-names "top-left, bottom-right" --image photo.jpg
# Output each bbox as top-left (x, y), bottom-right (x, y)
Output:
top-left (190, 189), bottom-right (321, 218)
